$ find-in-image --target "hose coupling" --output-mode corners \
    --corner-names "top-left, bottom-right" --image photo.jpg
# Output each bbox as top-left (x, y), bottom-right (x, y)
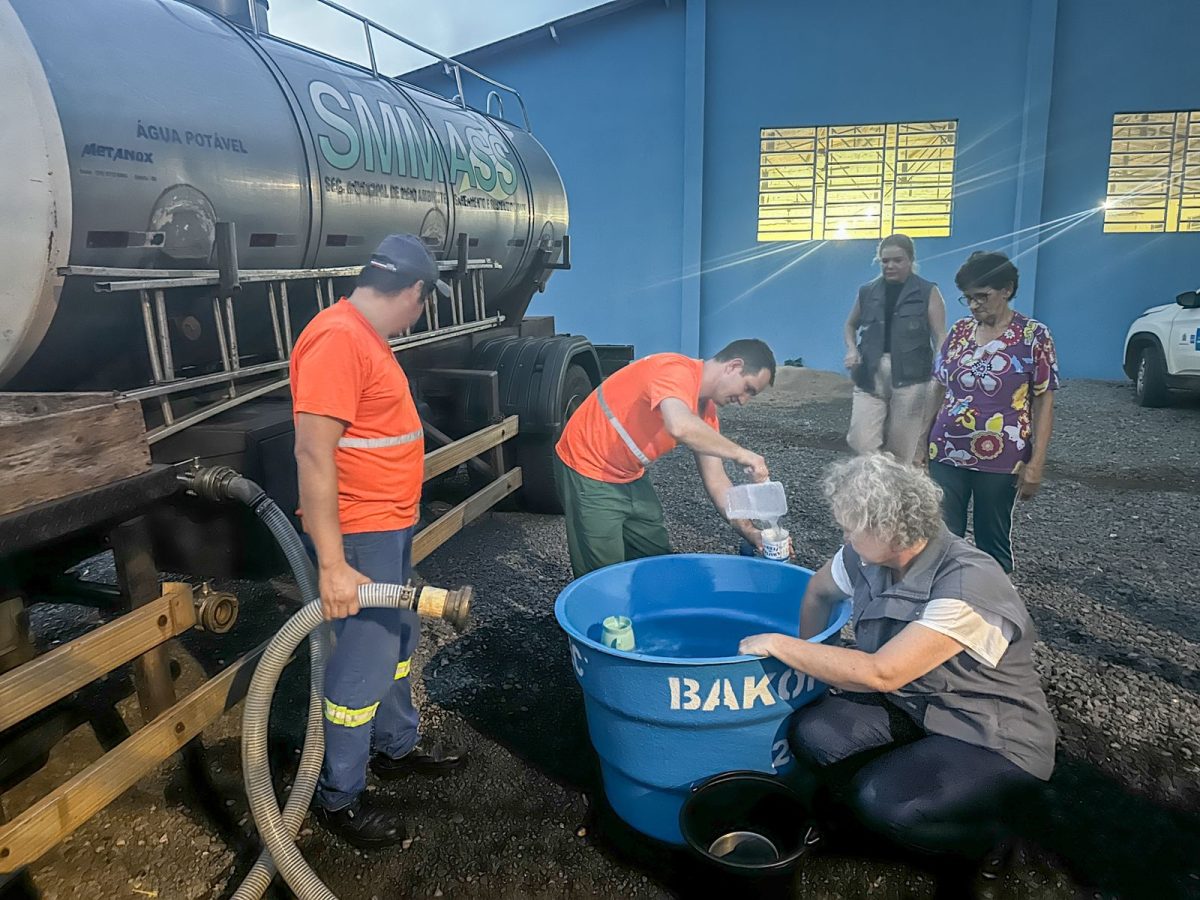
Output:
top-left (194, 581), bottom-right (239, 633)
top-left (356, 583), bottom-right (473, 632)
top-left (413, 584), bottom-right (473, 632)
top-left (179, 464), bottom-right (266, 507)
top-left (178, 464), bottom-right (239, 499)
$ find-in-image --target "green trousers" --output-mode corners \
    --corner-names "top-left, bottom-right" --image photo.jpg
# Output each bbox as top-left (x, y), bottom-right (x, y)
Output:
top-left (554, 455), bottom-right (672, 578)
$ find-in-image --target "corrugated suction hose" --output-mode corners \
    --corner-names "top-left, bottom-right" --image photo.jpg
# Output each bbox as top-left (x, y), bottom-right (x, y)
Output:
top-left (181, 466), bottom-right (470, 900)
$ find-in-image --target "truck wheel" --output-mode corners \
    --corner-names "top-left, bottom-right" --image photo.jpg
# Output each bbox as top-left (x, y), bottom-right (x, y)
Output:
top-left (1135, 344), bottom-right (1169, 407)
top-left (514, 364), bottom-right (594, 513)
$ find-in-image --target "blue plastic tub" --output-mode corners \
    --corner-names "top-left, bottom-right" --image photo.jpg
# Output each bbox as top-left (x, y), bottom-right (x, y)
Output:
top-left (554, 553), bottom-right (852, 845)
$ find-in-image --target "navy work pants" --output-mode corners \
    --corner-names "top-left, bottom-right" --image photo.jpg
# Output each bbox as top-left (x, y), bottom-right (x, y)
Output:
top-left (788, 693), bottom-right (1039, 860)
top-left (315, 528), bottom-right (421, 811)
top-left (929, 461), bottom-right (1019, 573)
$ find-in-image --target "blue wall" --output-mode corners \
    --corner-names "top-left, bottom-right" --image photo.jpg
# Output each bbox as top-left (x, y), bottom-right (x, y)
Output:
top-left (410, 0), bottom-right (1199, 378)
top-left (411, 2), bottom-right (689, 356)
top-left (699, 0), bottom-right (1034, 368)
top-left (1036, 0), bottom-right (1200, 376)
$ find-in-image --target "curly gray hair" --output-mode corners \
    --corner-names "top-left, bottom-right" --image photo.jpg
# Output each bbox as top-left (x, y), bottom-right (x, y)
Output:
top-left (822, 453), bottom-right (944, 549)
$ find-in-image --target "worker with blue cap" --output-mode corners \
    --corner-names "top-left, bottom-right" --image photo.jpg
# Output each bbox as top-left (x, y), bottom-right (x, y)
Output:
top-left (290, 234), bottom-right (465, 849)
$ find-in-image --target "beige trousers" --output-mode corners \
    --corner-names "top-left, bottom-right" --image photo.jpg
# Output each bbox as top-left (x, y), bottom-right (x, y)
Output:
top-left (847, 354), bottom-right (939, 463)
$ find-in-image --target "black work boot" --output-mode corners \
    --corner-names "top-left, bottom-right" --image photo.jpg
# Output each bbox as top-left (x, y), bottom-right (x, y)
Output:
top-left (313, 794), bottom-right (406, 850)
top-left (371, 739), bottom-right (469, 779)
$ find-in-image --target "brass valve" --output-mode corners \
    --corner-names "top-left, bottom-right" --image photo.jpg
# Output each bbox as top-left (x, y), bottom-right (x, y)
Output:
top-left (194, 581), bottom-right (239, 633)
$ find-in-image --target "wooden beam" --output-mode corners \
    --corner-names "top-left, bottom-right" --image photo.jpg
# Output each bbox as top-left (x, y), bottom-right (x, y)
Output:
top-left (425, 419), bottom-right (494, 480)
top-left (0, 584), bottom-right (195, 734)
top-left (423, 415), bottom-right (518, 482)
top-left (111, 522), bottom-right (180, 722)
top-left (0, 642), bottom-right (264, 872)
top-left (414, 468), bottom-right (522, 564)
top-left (0, 394), bottom-right (151, 518)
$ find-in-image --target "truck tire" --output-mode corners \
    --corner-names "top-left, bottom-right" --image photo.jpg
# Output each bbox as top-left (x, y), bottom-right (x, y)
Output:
top-left (468, 336), bottom-right (602, 514)
top-left (1135, 344), bottom-right (1169, 407)
top-left (515, 364), bottom-right (594, 513)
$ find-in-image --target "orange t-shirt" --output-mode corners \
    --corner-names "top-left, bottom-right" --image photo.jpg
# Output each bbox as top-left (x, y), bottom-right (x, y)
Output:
top-left (555, 353), bottom-right (719, 483)
top-left (290, 299), bottom-right (423, 533)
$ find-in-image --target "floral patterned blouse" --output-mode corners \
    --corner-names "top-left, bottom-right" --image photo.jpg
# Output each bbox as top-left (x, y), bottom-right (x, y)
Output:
top-left (929, 312), bottom-right (1059, 474)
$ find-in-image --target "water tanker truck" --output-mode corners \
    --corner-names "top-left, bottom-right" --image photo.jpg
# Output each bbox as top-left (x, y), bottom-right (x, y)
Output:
top-left (1, 0), bottom-right (618, 565)
top-left (0, 0), bottom-right (623, 880)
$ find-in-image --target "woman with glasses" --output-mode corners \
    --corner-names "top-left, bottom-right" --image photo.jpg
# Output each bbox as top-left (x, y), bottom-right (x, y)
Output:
top-left (844, 234), bottom-right (946, 464)
top-left (927, 251), bottom-right (1059, 573)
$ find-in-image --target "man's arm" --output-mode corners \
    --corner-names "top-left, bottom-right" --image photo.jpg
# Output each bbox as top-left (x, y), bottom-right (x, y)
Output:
top-left (694, 452), bottom-right (761, 548)
top-left (660, 397), bottom-right (768, 482)
top-left (738, 621), bottom-right (964, 692)
top-left (843, 295), bottom-right (862, 369)
top-left (1018, 390), bottom-right (1055, 500)
top-left (294, 412), bottom-right (370, 620)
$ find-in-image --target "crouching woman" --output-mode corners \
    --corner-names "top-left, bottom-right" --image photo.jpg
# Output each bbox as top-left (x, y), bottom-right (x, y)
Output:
top-left (738, 453), bottom-right (1055, 863)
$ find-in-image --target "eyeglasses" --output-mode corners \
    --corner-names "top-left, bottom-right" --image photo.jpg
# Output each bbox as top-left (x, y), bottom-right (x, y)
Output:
top-left (957, 289), bottom-right (995, 307)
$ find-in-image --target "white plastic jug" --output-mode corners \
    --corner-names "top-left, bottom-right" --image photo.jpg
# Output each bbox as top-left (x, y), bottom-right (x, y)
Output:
top-left (724, 481), bottom-right (788, 523)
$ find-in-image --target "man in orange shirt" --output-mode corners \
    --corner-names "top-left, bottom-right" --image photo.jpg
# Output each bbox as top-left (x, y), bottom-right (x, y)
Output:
top-left (555, 340), bottom-right (776, 578)
top-left (291, 234), bottom-right (466, 850)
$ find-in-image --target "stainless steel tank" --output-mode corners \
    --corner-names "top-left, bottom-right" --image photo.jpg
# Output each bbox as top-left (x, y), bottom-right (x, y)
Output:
top-left (0, 0), bottom-right (568, 390)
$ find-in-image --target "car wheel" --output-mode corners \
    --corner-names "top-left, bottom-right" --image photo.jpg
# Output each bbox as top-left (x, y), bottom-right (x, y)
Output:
top-left (1135, 344), bottom-right (1169, 407)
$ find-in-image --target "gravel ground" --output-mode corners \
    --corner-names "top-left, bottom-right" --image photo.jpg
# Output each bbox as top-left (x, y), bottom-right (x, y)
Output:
top-left (9, 370), bottom-right (1200, 899)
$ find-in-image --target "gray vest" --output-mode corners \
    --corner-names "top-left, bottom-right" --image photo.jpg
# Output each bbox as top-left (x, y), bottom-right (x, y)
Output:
top-left (843, 529), bottom-right (1057, 779)
top-left (854, 274), bottom-right (936, 391)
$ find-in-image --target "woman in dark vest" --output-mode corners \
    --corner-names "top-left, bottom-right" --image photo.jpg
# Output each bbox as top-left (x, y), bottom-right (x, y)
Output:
top-left (739, 453), bottom-right (1055, 870)
top-left (844, 234), bottom-right (946, 463)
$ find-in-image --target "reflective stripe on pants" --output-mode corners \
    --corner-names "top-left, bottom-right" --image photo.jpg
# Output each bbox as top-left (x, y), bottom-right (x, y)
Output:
top-left (316, 528), bottom-right (420, 811)
top-left (323, 699), bottom-right (380, 728)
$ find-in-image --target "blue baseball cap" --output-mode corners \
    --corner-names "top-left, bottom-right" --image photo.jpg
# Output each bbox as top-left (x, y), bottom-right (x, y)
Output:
top-left (368, 233), bottom-right (451, 297)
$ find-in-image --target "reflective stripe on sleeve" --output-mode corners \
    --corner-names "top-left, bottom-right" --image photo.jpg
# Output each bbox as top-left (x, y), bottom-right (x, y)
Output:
top-left (394, 659), bottom-right (411, 680)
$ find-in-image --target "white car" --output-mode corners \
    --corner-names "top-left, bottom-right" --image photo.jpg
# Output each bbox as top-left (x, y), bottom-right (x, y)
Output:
top-left (1123, 286), bottom-right (1200, 406)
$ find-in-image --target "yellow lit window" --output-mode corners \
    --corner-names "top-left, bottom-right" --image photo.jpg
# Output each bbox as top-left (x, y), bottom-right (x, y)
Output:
top-left (758, 120), bottom-right (957, 242)
top-left (1103, 110), bottom-right (1200, 233)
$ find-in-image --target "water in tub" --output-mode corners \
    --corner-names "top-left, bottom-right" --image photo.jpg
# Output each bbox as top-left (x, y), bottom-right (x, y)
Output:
top-left (597, 588), bottom-right (787, 659)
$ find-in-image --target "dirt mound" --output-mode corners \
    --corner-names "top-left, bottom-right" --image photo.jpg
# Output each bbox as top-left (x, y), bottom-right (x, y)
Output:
top-left (763, 366), bottom-right (854, 404)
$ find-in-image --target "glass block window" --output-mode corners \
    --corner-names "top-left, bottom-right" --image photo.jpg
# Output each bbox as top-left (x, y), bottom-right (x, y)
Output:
top-left (758, 120), bottom-right (957, 242)
top-left (1104, 110), bottom-right (1200, 233)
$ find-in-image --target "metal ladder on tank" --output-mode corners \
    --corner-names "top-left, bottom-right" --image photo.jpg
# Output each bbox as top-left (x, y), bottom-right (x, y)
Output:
top-left (59, 227), bottom-right (504, 444)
